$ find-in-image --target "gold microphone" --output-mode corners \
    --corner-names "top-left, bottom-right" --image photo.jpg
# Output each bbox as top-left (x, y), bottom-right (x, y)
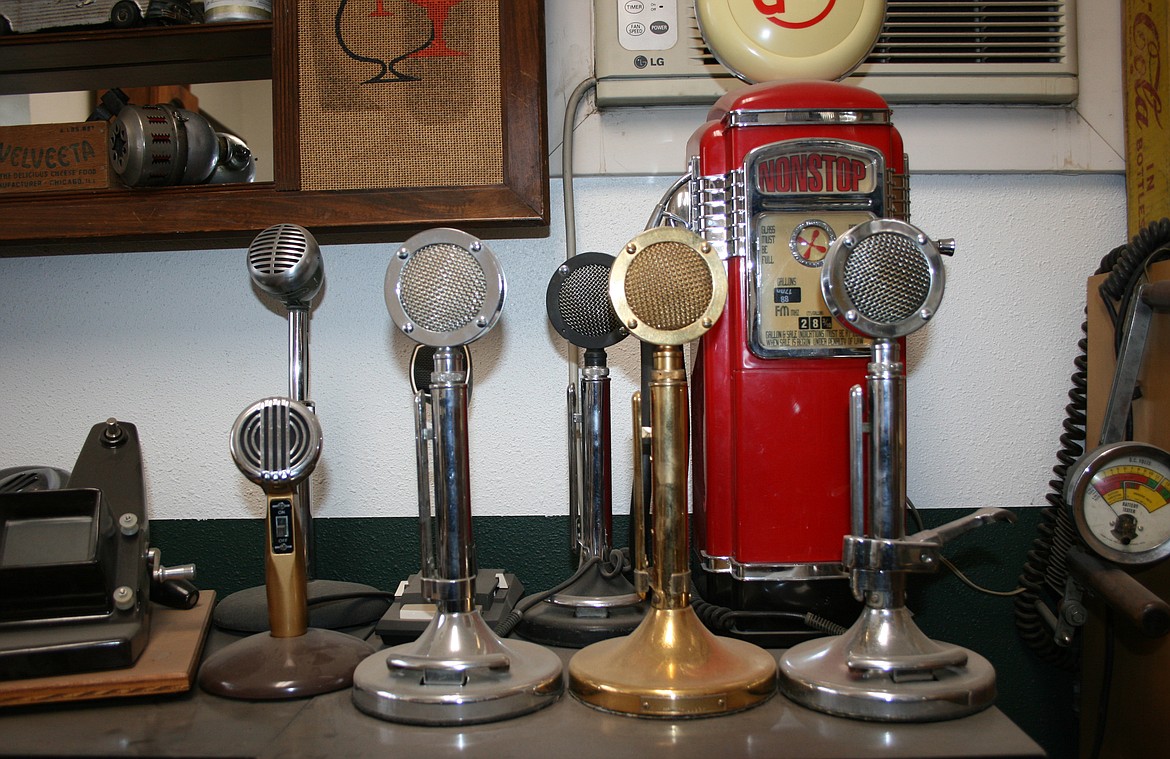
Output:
top-left (199, 397), bottom-right (374, 700)
top-left (568, 227), bottom-right (777, 718)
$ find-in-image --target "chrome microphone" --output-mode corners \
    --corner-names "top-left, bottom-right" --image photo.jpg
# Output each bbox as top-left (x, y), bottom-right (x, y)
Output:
top-left (353, 228), bottom-right (563, 725)
top-left (513, 252), bottom-right (643, 647)
top-left (199, 397), bottom-right (373, 700)
top-left (779, 218), bottom-right (1014, 722)
top-left (568, 227), bottom-right (777, 718)
top-left (247, 223), bottom-right (322, 569)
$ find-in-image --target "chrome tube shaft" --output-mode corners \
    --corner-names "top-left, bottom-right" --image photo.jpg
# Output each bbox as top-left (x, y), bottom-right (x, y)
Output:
top-left (426, 346), bottom-right (475, 614)
top-left (578, 363), bottom-right (613, 563)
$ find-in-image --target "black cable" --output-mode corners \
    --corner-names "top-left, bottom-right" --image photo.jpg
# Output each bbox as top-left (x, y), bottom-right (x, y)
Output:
top-left (1088, 609), bottom-right (1115, 759)
top-left (494, 556), bottom-right (606, 638)
top-left (306, 591), bottom-right (396, 606)
top-left (1013, 218), bottom-right (1170, 673)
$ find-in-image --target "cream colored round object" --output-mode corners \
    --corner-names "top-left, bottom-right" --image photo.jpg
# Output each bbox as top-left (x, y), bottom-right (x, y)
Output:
top-left (696, 0), bottom-right (887, 84)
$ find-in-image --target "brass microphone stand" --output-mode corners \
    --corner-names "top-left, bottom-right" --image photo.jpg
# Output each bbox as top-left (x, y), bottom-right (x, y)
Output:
top-left (568, 227), bottom-right (777, 718)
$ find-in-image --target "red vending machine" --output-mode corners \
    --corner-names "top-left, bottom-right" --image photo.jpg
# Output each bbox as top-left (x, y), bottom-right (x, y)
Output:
top-left (686, 1), bottom-right (904, 637)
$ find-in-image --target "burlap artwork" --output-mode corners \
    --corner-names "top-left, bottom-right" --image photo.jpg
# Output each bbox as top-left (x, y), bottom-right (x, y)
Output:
top-left (296, 0), bottom-right (503, 191)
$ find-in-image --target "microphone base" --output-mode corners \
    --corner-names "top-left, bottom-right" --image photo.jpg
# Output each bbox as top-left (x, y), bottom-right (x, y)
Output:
top-left (352, 609), bottom-right (564, 725)
top-left (212, 579), bottom-right (390, 633)
top-left (568, 606), bottom-right (777, 718)
top-left (777, 606), bottom-right (997, 722)
top-left (515, 564), bottom-right (645, 648)
top-left (198, 627), bottom-right (375, 700)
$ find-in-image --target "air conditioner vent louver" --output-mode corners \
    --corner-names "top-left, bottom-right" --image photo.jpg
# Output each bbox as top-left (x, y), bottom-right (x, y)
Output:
top-left (594, 0), bottom-right (1078, 107)
top-left (869, 1), bottom-right (1068, 65)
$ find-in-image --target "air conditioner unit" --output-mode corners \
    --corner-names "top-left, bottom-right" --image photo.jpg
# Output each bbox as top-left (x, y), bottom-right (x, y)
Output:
top-left (593, 0), bottom-right (1078, 107)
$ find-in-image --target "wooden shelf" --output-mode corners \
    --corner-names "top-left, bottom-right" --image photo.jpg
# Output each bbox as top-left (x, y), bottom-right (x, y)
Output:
top-left (0, 2), bottom-right (549, 254)
top-left (0, 22), bottom-right (273, 95)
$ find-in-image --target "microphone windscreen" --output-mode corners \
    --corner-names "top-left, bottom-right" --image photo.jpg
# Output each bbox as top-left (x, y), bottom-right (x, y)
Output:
top-left (821, 219), bottom-right (946, 340)
top-left (609, 227), bottom-right (727, 346)
top-left (247, 224), bottom-right (324, 306)
top-left (546, 252), bottom-right (626, 350)
top-left (230, 397), bottom-right (322, 489)
top-left (385, 228), bottom-right (506, 347)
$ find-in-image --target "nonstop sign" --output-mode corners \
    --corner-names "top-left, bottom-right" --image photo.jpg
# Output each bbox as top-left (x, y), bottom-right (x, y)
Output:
top-left (754, 150), bottom-right (877, 195)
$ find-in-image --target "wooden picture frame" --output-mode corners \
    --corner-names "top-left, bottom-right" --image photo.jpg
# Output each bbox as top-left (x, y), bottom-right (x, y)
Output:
top-left (273, 0), bottom-right (549, 234)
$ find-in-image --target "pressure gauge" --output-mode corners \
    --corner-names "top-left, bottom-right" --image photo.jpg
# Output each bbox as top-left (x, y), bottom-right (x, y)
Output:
top-left (1066, 441), bottom-right (1170, 566)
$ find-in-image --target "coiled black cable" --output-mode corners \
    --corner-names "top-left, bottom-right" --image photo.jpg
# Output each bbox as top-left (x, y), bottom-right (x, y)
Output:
top-left (1014, 219), bottom-right (1170, 670)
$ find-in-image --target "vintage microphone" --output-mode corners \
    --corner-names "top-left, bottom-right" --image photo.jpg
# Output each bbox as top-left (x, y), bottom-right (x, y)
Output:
top-left (512, 252), bottom-right (644, 647)
top-left (214, 224), bottom-right (388, 633)
top-left (352, 228), bottom-right (563, 725)
top-left (568, 227), bottom-right (777, 718)
top-left (778, 218), bottom-right (1014, 721)
top-left (199, 397), bottom-right (374, 699)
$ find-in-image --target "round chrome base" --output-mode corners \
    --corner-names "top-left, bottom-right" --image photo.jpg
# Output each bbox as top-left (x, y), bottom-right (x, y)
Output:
top-left (568, 607), bottom-right (777, 718)
top-left (352, 610), bottom-right (563, 725)
top-left (777, 609), bottom-right (996, 722)
top-left (198, 627), bottom-right (375, 700)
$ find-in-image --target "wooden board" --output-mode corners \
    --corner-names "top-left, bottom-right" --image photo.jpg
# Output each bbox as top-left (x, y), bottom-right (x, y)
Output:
top-left (0, 122), bottom-right (110, 195)
top-left (0, 591), bottom-right (215, 707)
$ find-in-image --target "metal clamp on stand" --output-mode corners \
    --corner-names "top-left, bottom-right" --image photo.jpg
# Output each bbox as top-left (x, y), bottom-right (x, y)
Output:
top-left (779, 219), bottom-right (1013, 722)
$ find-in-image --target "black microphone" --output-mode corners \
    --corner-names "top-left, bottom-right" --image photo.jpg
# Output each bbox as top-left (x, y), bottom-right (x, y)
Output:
top-left (511, 252), bottom-right (643, 648)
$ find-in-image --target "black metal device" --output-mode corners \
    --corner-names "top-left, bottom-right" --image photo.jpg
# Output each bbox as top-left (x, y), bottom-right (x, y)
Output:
top-left (0, 419), bottom-right (196, 680)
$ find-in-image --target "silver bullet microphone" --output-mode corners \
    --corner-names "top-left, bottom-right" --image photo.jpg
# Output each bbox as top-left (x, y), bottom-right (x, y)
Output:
top-left (247, 223), bottom-right (324, 311)
top-left (247, 223), bottom-right (322, 572)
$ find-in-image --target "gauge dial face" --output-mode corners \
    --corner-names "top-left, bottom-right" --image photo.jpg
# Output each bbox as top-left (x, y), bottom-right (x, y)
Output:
top-left (1068, 442), bottom-right (1170, 565)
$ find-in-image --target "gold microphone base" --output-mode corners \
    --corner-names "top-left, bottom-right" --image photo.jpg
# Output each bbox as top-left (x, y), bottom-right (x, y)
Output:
top-left (568, 606), bottom-right (777, 718)
top-left (198, 627), bottom-right (375, 700)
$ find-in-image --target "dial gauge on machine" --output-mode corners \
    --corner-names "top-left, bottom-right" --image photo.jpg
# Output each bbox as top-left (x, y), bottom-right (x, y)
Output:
top-left (1066, 441), bottom-right (1170, 565)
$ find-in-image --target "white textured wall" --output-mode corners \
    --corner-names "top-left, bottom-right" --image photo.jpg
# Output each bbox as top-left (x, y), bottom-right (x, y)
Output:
top-left (0, 0), bottom-right (1129, 522)
top-left (0, 173), bottom-right (1126, 521)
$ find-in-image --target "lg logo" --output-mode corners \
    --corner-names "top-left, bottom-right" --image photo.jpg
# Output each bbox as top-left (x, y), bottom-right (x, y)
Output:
top-left (753, 0), bottom-right (837, 29)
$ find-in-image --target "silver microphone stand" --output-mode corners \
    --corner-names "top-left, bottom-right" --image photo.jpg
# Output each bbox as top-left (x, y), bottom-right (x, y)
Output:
top-left (778, 219), bottom-right (1013, 722)
top-left (352, 228), bottom-right (563, 725)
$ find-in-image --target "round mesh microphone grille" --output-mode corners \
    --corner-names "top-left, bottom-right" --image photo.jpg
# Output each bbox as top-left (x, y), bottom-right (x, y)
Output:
top-left (230, 397), bottom-right (322, 489)
top-left (609, 227), bottom-right (727, 346)
top-left (842, 232), bottom-right (932, 324)
top-left (624, 241), bottom-right (714, 331)
top-left (385, 228), bottom-right (506, 347)
top-left (399, 242), bottom-right (487, 334)
top-left (821, 218), bottom-right (947, 340)
top-left (546, 252), bottom-right (627, 350)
